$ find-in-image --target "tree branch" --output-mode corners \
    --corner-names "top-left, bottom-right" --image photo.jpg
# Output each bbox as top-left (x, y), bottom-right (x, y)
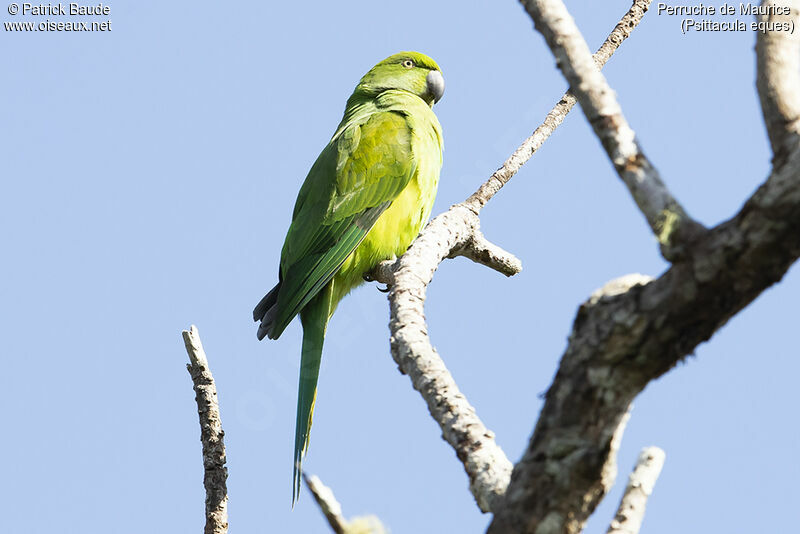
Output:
top-left (489, 152), bottom-right (800, 534)
top-left (606, 447), bottom-right (666, 534)
top-left (304, 474), bottom-right (388, 534)
top-left (380, 205), bottom-right (516, 515)
top-left (489, 5), bottom-right (800, 529)
top-left (450, 228), bottom-right (522, 276)
top-left (756, 0), bottom-right (800, 165)
top-left (183, 325), bottom-right (229, 534)
top-left (371, 0), bottom-right (652, 514)
top-left (518, 0), bottom-right (704, 261)
top-left (304, 474), bottom-right (348, 534)
top-left (464, 0), bottom-right (654, 213)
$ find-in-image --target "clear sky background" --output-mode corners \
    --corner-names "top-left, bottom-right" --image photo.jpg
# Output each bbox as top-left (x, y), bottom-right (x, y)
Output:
top-left (2, 1), bottom-right (798, 533)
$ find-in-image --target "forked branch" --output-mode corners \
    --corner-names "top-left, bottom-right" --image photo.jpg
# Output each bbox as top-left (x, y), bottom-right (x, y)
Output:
top-left (372, 0), bottom-right (653, 513)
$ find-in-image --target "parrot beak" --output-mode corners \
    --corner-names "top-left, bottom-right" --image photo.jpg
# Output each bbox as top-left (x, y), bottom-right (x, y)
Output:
top-left (426, 70), bottom-right (445, 105)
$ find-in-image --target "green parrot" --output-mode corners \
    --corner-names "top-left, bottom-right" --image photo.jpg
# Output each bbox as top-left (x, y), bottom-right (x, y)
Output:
top-left (252, 51), bottom-right (445, 503)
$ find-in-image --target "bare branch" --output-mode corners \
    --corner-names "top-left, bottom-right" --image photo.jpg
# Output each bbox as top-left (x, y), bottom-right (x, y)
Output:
top-left (489, 109), bottom-right (800, 534)
top-left (464, 0), bottom-right (653, 213)
top-left (370, 259), bottom-right (399, 286)
top-left (305, 474), bottom-right (388, 534)
top-left (757, 0), bottom-right (800, 164)
top-left (369, 0), bottom-right (653, 514)
top-left (376, 1), bottom-right (800, 529)
top-left (451, 229), bottom-right (522, 277)
top-left (183, 325), bottom-right (229, 534)
top-left (386, 206), bottom-right (514, 513)
top-left (486, 5), bottom-right (800, 533)
top-left (518, 0), bottom-right (704, 261)
top-left (607, 447), bottom-right (666, 534)
top-left (304, 474), bottom-right (348, 534)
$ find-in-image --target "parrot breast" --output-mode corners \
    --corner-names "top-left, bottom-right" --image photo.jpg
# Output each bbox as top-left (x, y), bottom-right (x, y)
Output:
top-left (330, 100), bottom-right (442, 307)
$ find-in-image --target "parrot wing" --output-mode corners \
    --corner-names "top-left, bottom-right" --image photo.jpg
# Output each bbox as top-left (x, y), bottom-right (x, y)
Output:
top-left (255, 109), bottom-right (416, 340)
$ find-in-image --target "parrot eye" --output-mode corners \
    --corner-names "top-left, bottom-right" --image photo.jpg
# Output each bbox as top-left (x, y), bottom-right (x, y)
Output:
top-left (402, 59), bottom-right (415, 69)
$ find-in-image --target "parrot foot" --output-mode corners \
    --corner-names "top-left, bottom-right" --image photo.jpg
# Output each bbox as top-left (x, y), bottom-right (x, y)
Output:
top-left (363, 273), bottom-right (391, 293)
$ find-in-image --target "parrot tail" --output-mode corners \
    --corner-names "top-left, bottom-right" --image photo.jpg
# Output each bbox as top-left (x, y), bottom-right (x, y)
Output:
top-left (293, 283), bottom-right (333, 506)
top-left (253, 282), bottom-right (281, 340)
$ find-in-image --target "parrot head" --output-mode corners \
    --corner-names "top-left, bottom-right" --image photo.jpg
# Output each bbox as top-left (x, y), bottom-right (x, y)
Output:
top-left (354, 51), bottom-right (445, 107)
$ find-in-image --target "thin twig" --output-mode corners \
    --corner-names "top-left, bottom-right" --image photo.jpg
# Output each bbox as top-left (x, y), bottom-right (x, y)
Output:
top-left (183, 325), bottom-right (229, 534)
top-left (518, 0), bottom-right (704, 260)
top-left (304, 474), bottom-right (389, 534)
top-left (304, 474), bottom-right (348, 534)
top-left (489, 4), bottom-right (800, 523)
top-left (607, 447), bottom-right (666, 534)
top-left (451, 229), bottom-right (523, 276)
top-left (372, 0), bottom-right (653, 514)
top-left (464, 0), bottom-right (654, 213)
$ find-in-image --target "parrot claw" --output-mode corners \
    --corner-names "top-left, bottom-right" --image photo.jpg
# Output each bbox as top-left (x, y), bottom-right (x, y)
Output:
top-left (363, 273), bottom-right (391, 292)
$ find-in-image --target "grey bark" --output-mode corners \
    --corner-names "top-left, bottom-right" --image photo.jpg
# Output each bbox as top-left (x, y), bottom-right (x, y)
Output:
top-left (371, 0), bottom-right (653, 514)
top-left (486, 1), bottom-right (800, 532)
top-left (183, 325), bottom-right (229, 534)
top-left (757, 0), bottom-right (800, 164)
top-left (179, 2), bottom-right (800, 532)
top-left (304, 474), bottom-right (348, 534)
top-left (517, 0), bottom-right (704, 262)
top-left (606, 447), bottom-right (666, 534)
top-left (304, 474), bottom-right (389, 534)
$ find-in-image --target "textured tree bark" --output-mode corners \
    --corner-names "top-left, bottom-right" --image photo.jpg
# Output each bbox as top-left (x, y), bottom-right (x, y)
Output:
top-left (304, 474), bottom-right (348, 534)
top-left (464, 0), bottom-right (656, 214)
top-left (371, 0), bottom-right (654, 515)
top-left (183, 326), bottom-right (229, 534)
top-left (517, 0), bottom-right (704, 261)
top-left (606, 447), bottom-right (665, 534)
top-left (757, 0), bottom-right (800, 163)
top-left (486, 1), bottom-right (800, 532)
top-left (374, 206), bottom-right (519, 514)
top-left (182, 2), bottom-right (800, 532)
top-left (304, 474), bottom-right (389, 534)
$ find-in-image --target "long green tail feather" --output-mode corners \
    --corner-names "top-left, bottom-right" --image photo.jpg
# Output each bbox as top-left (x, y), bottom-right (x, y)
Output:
top-left (293, 283), bottom-right (332, 506)
top-left (266, 201), bottom-right (391, 341)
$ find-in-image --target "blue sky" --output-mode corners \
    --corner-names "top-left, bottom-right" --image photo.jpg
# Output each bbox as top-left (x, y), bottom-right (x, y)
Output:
top-left (2, 1), bottom-right (798, 533)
